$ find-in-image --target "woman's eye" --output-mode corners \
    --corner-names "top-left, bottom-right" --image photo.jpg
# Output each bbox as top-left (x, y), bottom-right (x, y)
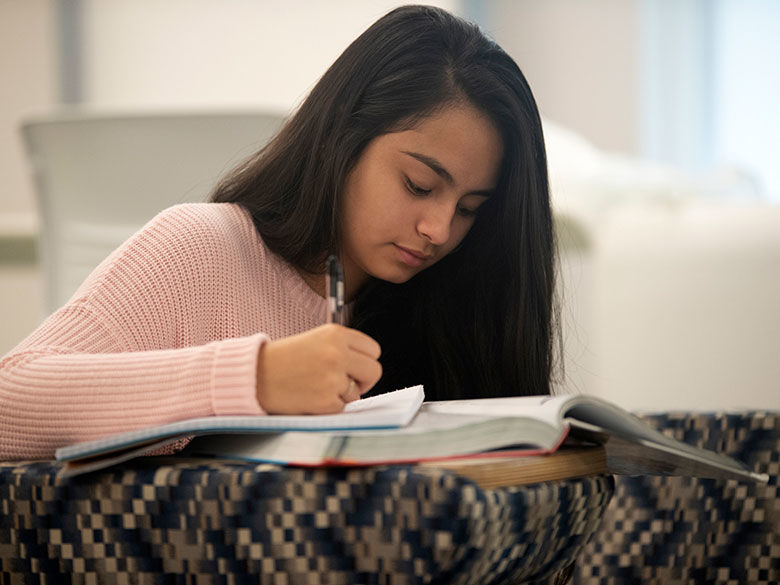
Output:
top-left (457, 206), bottom-right (479, 218)
top-left (405, 178), bottom-right (432, 196)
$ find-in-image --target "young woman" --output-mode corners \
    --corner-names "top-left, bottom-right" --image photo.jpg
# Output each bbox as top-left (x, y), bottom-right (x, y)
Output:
top-left (0, 5), bottom-right (558, 460)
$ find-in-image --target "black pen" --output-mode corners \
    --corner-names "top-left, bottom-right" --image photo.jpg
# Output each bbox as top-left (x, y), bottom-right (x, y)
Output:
top-left (326, 255), bottom-right (345, 325)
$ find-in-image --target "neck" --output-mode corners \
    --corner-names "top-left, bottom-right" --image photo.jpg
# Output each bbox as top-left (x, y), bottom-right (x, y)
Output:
top-left (340, 254), bottom-right (369, 302)
top-left (296, 262), bottom-right (368, 303)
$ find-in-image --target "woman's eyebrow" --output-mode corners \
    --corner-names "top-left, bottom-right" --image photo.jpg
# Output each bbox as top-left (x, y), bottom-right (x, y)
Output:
top-left (403, 151), bottom-right (455, 185)
top-left (402, 150), bottom-right (494, 197)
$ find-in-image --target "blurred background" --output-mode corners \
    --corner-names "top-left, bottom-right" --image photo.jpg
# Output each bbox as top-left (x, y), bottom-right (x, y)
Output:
top-left (1, 0), bottom-right (778, 411)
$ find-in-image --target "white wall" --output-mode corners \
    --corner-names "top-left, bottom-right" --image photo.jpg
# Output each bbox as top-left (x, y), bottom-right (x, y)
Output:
top-left (476, 0), bottom-right (641, 155)
top-left (78, 0), bottom-right (459, 111)
top-left (0, 1), bottom-right (53, 353)
top-left (0, 0), bottom-right (57, 217)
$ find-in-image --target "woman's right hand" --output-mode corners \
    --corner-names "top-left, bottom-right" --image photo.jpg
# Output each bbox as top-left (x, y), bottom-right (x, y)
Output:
top-left (255, 324), bottom-right (382, 414)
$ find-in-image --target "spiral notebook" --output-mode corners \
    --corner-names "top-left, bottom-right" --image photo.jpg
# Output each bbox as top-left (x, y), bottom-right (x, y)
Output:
top-left (56, 385), bottom-right (424, 465)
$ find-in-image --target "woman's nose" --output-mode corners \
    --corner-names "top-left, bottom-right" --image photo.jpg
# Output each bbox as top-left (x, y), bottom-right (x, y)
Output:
top-left (416, 200), bottom-right (454, 245)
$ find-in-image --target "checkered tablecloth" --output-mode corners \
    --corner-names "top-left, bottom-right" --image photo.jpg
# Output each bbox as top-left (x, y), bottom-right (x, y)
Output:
top-left (0, 458), bottom-right (613, 584)
top-left (575, 411), bottom-right (780, 585)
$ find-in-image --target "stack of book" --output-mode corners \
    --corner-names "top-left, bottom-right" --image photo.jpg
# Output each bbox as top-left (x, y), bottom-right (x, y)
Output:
top-left (56, 385), bottom-right (768, 485)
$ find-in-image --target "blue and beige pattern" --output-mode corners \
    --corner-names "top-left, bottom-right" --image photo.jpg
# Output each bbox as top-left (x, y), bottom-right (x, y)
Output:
top-left (0, 458), bottom-right (613, 584)
top-left (575, 412), bottom-right (780, 585)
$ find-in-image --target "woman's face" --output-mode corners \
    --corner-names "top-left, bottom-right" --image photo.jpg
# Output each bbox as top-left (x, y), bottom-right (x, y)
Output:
top-left (340, 104), bottom-right (503, 297)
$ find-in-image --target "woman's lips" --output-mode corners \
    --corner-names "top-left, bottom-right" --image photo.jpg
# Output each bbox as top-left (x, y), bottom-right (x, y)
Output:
top-left (394, 244), bottom-right (431, 267)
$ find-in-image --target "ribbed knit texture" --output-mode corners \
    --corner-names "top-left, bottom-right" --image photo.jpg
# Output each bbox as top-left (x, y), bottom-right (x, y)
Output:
top-left (0, 203), bottom-right (330, 460)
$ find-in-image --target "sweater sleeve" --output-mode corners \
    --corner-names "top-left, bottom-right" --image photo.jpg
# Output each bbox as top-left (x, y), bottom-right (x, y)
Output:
top-left (0, 205), bottom-right (267, 461)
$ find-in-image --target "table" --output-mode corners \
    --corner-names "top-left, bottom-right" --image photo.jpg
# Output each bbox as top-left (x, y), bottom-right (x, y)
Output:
top-left (1, 455), bottom-right (614, 584)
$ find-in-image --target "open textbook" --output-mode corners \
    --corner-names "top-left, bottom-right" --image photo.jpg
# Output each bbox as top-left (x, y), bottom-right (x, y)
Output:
top-left (56, 388), bottom-right (768, 483)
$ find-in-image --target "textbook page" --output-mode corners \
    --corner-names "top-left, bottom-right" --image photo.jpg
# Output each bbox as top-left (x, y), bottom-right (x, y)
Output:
top-left (424, 394), bottom-right (573, 430)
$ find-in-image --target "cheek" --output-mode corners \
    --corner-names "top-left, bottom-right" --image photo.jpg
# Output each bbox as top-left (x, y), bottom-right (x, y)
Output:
top-left (342, 176), bottom-right (376, 236)
top-left (346, 198), bottom-right (385, 238)
top-left (343, 194), bottom-right (392, 253)
top-left (346, 185), bottom-right (408, 238)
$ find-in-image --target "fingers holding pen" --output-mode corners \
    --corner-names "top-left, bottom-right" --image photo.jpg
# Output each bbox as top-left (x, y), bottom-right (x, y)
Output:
top-left (316, 324), bottom-right (383, 400)
top-left (255, 324), bottom-right (382, 415)
top-left (321, 255), bottom-right (381, 400)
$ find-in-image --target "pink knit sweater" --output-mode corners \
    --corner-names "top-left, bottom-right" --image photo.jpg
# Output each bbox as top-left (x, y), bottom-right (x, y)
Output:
top-left (0, 203), bottom-right (332, 460)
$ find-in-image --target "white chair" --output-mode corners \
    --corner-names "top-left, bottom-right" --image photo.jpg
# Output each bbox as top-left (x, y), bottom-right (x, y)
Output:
top-left (21, 110), bottom-right (285, 313)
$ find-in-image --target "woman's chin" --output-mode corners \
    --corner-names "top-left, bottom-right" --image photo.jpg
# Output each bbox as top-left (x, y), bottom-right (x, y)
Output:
top-left (369, 265), bottom-right (419, 285)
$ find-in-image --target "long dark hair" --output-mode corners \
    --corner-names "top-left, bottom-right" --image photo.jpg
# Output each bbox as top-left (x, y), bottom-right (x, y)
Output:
top-left (212, 5), bottom-right (559, 400)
